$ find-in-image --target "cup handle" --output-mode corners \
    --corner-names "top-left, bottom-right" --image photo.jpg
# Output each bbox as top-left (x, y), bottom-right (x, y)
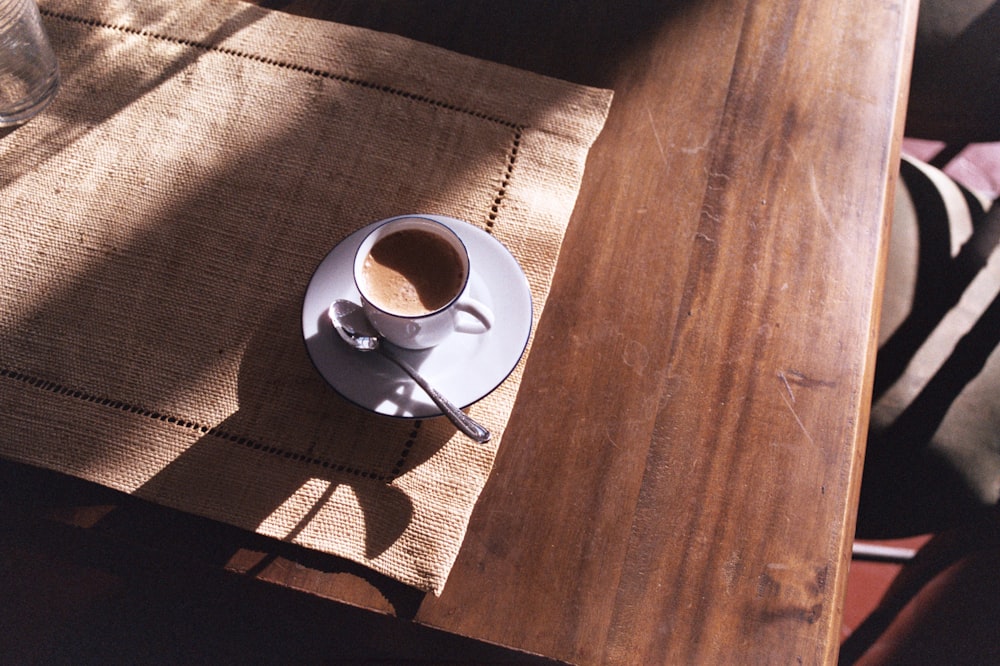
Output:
top-left (453, 298), bottom-right (493, 334)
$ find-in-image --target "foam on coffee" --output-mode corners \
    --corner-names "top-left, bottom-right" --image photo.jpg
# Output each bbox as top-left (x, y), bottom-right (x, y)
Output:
top-left (361, 228), bottom-right (464, 316)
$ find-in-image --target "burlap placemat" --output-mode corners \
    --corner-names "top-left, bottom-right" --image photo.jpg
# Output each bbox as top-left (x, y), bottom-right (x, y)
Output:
top-left (0, 0), bottom-right (611, 593)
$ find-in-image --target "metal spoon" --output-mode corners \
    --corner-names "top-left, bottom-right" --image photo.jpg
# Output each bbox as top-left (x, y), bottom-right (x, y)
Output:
top-left (328, 299), bottom-right (492, 444)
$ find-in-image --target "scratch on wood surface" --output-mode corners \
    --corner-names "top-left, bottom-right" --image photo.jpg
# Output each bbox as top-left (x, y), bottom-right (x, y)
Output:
top-left (706, 171), bottom-right (730, 191)
top-left (809, 166), bottom-right (853, 256)
top-left (777, 370), bottom-right (795, 403)
top-left (680, 136), bottom-right (711, 155)
top-left (785, 369), bottom-right (837, 390)
top-left (646, 106), bottom-right (669, 167)
top-left (724, 551), bottom-right (742, 593)
top-left (808, 167), bottom-right (831, 225)
top-left (622, 339), bottom-right (650, 374)
top-left (778, 385), bottom-right (815, 446)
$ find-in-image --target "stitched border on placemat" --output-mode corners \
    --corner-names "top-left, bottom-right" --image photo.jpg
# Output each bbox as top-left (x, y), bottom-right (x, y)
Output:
top-left (0, 368), bottom-right (431, 482)
top-left (40, 9), bottom-right (526, 233)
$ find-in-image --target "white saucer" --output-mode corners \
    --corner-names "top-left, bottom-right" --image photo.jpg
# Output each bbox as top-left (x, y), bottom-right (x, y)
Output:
top-left (302, 215), bottom-right (533, 418)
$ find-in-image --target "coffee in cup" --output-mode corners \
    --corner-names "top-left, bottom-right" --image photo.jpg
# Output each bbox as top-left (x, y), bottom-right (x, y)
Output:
top-left (360, 227), bottom-right (464, 316)
top-left (353, 216), bottom-right (493, 349)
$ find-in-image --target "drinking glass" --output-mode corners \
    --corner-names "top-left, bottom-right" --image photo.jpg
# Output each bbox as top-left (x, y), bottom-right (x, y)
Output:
top-left (0, 0), bottom-right (59, 126)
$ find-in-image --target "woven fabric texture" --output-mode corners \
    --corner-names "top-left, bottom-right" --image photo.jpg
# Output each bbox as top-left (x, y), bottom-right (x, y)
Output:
top-left (0, 0), bottom-right (611, 592)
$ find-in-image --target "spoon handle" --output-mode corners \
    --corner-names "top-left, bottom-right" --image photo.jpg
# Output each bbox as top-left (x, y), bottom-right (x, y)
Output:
top-left (379, 347), bottom-right (492, 444)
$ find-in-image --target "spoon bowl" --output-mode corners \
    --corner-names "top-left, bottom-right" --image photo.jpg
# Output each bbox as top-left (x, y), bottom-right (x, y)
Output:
top-left (328, 300), bottom-right (491, 444)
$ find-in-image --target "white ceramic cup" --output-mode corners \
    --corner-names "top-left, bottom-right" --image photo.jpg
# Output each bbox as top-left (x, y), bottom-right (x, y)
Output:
top-left (353, 216), bottom-right (493, 349)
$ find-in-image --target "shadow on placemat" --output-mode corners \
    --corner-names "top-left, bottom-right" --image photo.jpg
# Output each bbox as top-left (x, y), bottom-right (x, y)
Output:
top-left (261, 0), bottom-right (700, 89)
top-left (135, 300), bottom-right (452, 562)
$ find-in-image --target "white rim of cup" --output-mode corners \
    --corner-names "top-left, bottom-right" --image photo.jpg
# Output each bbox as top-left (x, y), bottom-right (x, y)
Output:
top-left (353, 216), bottom-right (472, 319)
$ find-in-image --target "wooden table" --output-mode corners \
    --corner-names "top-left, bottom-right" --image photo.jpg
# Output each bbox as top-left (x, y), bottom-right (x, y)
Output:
top-left (1, 0), bottom-right (917, 662)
